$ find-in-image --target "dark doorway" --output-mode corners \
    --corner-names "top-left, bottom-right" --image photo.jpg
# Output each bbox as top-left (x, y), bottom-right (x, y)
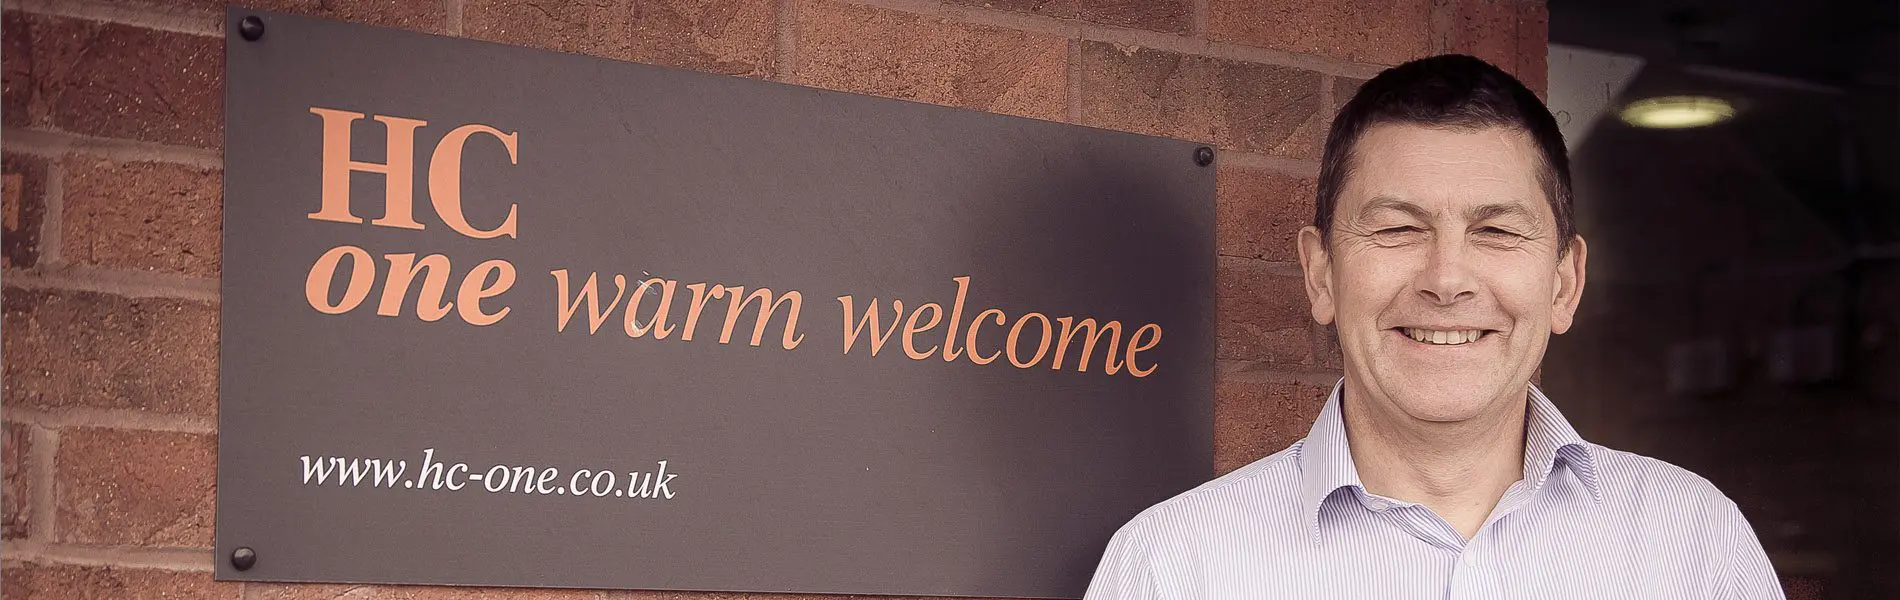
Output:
top-left (1546, 1), bottom-right (1900, 597)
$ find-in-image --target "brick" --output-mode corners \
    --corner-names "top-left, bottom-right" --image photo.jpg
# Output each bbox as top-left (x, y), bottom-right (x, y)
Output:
top-left (3, 422), bottom-right (30, 539)
top-left (1216, 166), bottom-right (1315, 262)
top-left (1079, 42), bottom-right (1324, 157)
top-left (1278, 105), bottom-right (1332, 160)
top-left (1316, 76), bottom-right (1368, 162)
top-left (3, 13), bottom-right (222, 148)
top-left (465, 0), bottom-right (638, 62)
top-left (1207, 0), bottom-right (1433, 66)
top-left (795, 0), bottom-right (1068, 121)
top-left (1, 561), bottom-right (237, 599)
top-left (212, 0), bottom-right (447, 33)
top-left (1426, 0), bottom-right (1547, 96)
top-left (61, 156), bottom-right (222, 278)
top-left (1313, 321), bottom-right (1343, 368)
top-left (3, 15), bottom-right (28, 129)
top-left (1216, 256), bottom-right (1316, 364)
top-left (249, 583), bottom-right (601, 599)
top-left (56, 427), bottom-right (215, 547)
top-left (1214, 377), bottom-right (1326, 473)
top-left (1515, 1), bottom-right (1548, 97)
top-left (941, 0), bottom-right (1191, 33)
top-left (2, 288), bottom-right (219, 415)
top-left (77, 0), bottom-right (445, 33)
top-left (1436, 0), bottom-right (1516, 78)
top-left (1334, 76), bottom-right (1366, 109)
top-left (3, 152), bottom-right (50, 269)
top-left (1221, 324), bottom-right (1313, 366)
top-left (465, 0), bottom-right (777, 78)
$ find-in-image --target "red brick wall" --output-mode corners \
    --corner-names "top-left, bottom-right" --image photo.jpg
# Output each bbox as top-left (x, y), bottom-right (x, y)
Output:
top-left (0, 1), bottom-right (1546, 597)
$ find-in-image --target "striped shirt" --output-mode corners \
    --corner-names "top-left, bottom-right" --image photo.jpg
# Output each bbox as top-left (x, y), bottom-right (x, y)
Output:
top-left (1084, 383), bottom-right (1784, 599)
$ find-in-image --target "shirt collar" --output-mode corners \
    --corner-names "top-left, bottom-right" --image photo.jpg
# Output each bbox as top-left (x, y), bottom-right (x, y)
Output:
top-left (1297, 380), bottom-right (1604, 543)
top-left (1297, 380), bottom-right (1363, 543)
top-left (1522, 384), bottom-right (1602, 501)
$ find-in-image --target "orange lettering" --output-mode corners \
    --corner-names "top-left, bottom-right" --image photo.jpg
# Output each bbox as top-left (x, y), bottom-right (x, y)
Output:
top-left (940, 276), bottom-right (971, 361)
top-left (551, 270), bottom-right (627, 334)
top-left (623, 277), bottom-right (678, 339)
top-left (427, 123), bottom-right (520, 239)
top-left (902, 303), bottom-right (943, 359)
top-left (1053, 317), bottom-right (1124, 374)
top-left (309, 107), bottom-right (426, 229)
top-left (719, 286), bottom-right (804, 349)
top-left (839, 296), bottom-right (904, 356)
top-left (377, 253), bottom-right (454, 321)
top-left (1126, 324), bottom-right (1162, 377)
top-left (458, 260), bottom-right (514, 326)
top-left (1006, 312), bottom-right (1053, 369)
top-left (680, 283), bottom-right (719, 341)
top-left (305, 245), bottom-right (376, 314)
top-left (965, 308), bottom-right (1005, 365)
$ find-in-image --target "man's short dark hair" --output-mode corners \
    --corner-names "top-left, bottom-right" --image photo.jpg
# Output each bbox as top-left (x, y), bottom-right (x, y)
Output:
top-left (1315, 54), bottom-right (1574, 253)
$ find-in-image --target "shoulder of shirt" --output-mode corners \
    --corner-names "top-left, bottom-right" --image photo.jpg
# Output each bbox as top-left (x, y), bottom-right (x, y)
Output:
top-left (1112, 440), bottom-right (1306, 535)
top-left (1584, 442), bottom-right (1743, 512)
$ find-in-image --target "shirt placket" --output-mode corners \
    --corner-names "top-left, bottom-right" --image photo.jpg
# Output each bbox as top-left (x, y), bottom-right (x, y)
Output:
top-left (1368, 482), bottom-right (1536, 600)
top-left (1447, 483), bottom-right (1539, 599)
top-left (1370, 505), bottom-right (1467, 599)
top-left (1445, 527), bottom-right (1509, 599)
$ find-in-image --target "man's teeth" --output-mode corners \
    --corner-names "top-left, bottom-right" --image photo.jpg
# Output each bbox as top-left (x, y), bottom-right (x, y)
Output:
top-left (1403, 328), bottom-right (1485, 345)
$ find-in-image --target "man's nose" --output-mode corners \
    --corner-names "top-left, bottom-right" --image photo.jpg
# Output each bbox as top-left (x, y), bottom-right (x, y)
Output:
top-left (1416, 235), bottom-right (1477, 305)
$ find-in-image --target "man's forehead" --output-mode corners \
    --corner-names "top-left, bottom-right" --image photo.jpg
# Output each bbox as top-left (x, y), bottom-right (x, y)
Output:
top-left (1339, 124), bottom-right (1549, 217)
top-left (1350, 123), bottom-right (1543, 168)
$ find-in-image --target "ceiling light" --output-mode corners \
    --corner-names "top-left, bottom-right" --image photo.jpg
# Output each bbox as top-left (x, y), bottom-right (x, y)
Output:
top-left (1619, 95), bottom-right (1736, 129)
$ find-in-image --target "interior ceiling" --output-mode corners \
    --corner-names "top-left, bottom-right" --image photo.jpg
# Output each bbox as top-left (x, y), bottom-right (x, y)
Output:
top-left (1550, 0), bottom-right (1900, 257)
top-left (1550, 0), bottom-right (1899, 91)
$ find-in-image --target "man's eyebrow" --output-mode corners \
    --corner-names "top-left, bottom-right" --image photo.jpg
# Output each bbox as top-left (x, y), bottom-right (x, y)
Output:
top-left (1358, 197), bottom-right (1540, 225)
top-left (1465, 202), bottom-right (1537, 224)
top-left (1359, 196), bottom-right (1432, 220)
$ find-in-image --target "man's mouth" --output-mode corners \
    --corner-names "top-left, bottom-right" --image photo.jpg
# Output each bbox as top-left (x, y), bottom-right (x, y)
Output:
top-left (1398, 327), bottom-right (1492, 345)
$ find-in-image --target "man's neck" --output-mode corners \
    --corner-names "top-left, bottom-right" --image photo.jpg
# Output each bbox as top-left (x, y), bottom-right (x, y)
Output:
top-left (1339, 385), bottom-right (1527, 541)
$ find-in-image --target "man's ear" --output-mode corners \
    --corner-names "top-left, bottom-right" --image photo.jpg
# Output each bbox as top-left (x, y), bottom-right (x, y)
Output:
top-left (1551, 235), bottom-right (1588, 334)
top-left (1297, 225), bottom-right (1337, 325)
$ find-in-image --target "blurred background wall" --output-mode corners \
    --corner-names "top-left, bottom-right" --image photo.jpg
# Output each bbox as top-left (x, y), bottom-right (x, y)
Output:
top-left (1544, 0), bottom-right (1899, 597)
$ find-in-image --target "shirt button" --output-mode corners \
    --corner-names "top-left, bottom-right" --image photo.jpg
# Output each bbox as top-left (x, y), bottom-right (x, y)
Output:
top-left (1463, 552), bottom-right (1478, 567)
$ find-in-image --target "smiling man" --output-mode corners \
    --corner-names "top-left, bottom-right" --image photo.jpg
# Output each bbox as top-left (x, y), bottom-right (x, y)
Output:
top-left (1083, 55), bottom-right (1784, 599)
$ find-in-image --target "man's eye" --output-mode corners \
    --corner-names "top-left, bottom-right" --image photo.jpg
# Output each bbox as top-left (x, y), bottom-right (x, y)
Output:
top-left (1474, 227), bottom-right (1527, 247)
top-left (1368, 226), bottom-right (1426, 246)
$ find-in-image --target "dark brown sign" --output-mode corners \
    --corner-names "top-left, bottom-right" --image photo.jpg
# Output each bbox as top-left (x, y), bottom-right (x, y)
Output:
top-left (216, 8), bottom-right (1214, 598)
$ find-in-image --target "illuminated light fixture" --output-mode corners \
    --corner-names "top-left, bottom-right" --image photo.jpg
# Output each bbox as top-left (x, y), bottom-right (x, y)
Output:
top-left (1618, 95), bottom-right (1736, 129)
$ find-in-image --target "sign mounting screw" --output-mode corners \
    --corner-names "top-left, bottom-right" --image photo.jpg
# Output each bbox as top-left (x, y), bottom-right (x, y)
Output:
top-left (239, 16), bottom-right (265, 41)
top-left (1194, 146), bottom-right (1214, 167)
top-left (231, 547), bottom-right (257, 571)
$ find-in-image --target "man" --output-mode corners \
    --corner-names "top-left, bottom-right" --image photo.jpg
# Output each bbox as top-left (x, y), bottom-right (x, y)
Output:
top-left (1083, 55), bottom-right (1784, 599)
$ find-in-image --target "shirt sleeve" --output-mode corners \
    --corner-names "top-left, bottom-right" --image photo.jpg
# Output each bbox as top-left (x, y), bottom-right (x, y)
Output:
top-left (1712, 499), bottom-right (1786, 600)
top-left (1083, 513), bottom-right (1179, 600)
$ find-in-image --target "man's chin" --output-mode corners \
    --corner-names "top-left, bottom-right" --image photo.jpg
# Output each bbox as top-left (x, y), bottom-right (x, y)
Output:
top-left (1371, 376), bottom-right (1512, 424)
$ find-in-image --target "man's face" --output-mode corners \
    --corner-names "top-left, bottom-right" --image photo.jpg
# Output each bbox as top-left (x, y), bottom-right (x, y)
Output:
top-left (1297, 124), bottom-right (1586, 424)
